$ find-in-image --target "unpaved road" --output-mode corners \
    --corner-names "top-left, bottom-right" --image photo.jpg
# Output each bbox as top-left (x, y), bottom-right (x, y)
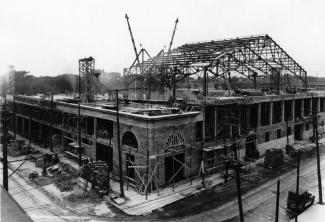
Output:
top-left (172, 149), bottom-right (325, 222)
top-left (1, 148), bottom-right (324, 222)
top-left (0, 167), bottom-right (96, 221)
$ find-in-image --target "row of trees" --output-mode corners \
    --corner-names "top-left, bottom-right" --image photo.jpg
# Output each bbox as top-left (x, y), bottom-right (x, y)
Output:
top-left (0, 71), bottom-right (124, 97)
top-left (13, 73), bottom-right (77, 95)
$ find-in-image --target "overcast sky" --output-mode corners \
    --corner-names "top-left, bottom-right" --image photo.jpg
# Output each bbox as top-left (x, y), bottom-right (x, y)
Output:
top-left (1, 0), bottom-right (324, 77)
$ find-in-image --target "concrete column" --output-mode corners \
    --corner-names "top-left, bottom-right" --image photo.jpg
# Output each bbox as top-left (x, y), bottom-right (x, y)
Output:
top-left (202, 105), bottom-right (206, 142)
top-left (38, 124), bottom-right (42, 141)
top-left (14, 115), bottom-right (18, 135)
top-left (246, 105), bottom-right (251, 130)
top-left (292, 100), bottom-right (295, 121)
top-left (309, 98), bottom-right (313, 115)
top-left (269, 101), bottom-right (273, 125)
top-left (282, 100), bottom-right (285, 123)
top-left (21, 117), bottom-right (25, 134)
top-left (257, 103), bottom-right (261, 128)
top-left (61, 114), bottom-right (64, 149)
top-left (94, 117), bottom-right (98, 138)
top-left (317, 97), bottom-right (321, 112)
top-left (214, 107), bottom-right (218, 141)
top-left (301, 99), bottom-right (304, 118)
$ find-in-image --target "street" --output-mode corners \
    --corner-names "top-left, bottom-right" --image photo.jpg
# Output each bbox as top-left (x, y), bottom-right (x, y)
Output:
top-left (177, 148), bottom-right (325, 222)
top-left (244, 153), bottom-right (325, 222)
top-left (1, 147), bottom-right (325, 222)
top-left (0, 166), bottom-right (94, 222)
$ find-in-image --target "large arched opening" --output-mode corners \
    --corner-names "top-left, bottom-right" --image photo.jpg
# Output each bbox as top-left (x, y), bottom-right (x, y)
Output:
top-left (122, 131), bottom-right (138, 179)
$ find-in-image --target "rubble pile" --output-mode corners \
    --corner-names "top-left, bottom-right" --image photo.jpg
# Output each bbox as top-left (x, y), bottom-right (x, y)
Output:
top-left (65, 189), bottom-right (102, 203)
top-left (54, 162), bottom-right (78, 191)
top-left (7, 140), bottom-right (33, 157)
top-left (82, 189), bottom-right (103, 203)
top-left (80, 160), bottom-right (109, 190)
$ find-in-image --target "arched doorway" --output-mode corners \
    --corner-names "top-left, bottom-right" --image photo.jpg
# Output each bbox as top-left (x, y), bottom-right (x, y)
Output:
top-left (245, 134), bottom-right (259, 159)
top-left (122, 131), bottom-right (138, 179)
top-left (122, 131), bottom-right (138, 149)
top-left (164, 132), bottom-right (185, 184)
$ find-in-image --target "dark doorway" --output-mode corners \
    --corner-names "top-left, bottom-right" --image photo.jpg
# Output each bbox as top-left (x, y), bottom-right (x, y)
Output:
top-left (122, 131), bottom-right (138, 149)
top-left (245, 135), bottom-right (259, 159)
top-left (165, 153), bottom-right (184, 184)
top-left (96, 143), bottom-right (113, 170)
top-left (294, 124), bottom-right (303, 140)
top-left (126, 154), bottom-right (135, 179)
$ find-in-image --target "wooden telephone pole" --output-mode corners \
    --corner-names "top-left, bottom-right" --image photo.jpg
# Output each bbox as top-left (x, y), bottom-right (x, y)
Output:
top-left (116, 90), bottom-right (125, 198)
top-left (234, 163), bottom-right (244, 222)
top-left (312, 99), bottom-right (323, 204)
top-left (50, 93), bottom-right (53, 152)
top-left (1, 98), bottom-right (9, 191)
top-left (275, 179), bottom-right (280, 222)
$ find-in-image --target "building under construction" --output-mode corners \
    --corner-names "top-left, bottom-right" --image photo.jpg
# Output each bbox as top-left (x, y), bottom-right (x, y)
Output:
top-left (5, 34), bottom-right (325, 195)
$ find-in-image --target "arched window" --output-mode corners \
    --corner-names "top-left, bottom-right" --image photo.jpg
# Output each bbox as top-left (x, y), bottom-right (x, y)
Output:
top-left (165, 132), bottom-right (185, 148)
top-left (122, 131), bottom-right (138, 149)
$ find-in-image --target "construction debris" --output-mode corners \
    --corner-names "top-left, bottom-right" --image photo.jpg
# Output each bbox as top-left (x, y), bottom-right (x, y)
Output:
top-left (54, 162), bottom-right (78, 191)
top-left (65, 189), bottom-right (103, 203)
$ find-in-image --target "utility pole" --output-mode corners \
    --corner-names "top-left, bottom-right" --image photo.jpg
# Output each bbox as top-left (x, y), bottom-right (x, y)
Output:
top-left (107, 137), bottom-right (112, 195)
top-left (2, 98), bottom-right (9, 191)
top-left (313, 103), bottom-right (323, 204)
top-left (116, 90), bottom-right (125, 198)
top-left (13, 95), bottom-right (16, 139)
top-left (295, 149), bottom-right (300, 222)
top-left (78, 98), bottom-right (82, 166)
top-left (29, 112), bottom-right (32, 147)
top-left (42, 154), bottom-right (47, 176)
top-left (286, 119), bottom-right (289, 147)
top-left (50, 93), bottom-right (53, 152)
top-left (275, 179), bottom-right (280, 222)
top-left (296, 149), bottom-right (300, 196)
top-left (203, 67), bottom-right (207, 97)
top-left (200, 136), bottom-right (205, 188)
top-left (107, 161), bottom-right (110, 196)
top-left (234, 163), bottom-right (244, 222)
top-left (146, 149), bottom-right (149, 200)
top-left (78, 69), bottom-right (82, 167)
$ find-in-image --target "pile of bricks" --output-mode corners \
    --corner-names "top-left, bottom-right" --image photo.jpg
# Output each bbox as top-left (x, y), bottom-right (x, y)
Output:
top-left (54, 162), bottom-right (78, 191)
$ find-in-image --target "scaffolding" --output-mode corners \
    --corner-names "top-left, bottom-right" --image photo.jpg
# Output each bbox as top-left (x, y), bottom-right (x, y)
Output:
top-left (123, 143), bottom-right (195, 198)
top-left (79, 57), bottom-right (101, 103)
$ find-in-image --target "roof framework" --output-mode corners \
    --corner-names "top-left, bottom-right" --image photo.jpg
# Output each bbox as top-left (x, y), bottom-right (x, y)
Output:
top-left (125, 35), bottom-right (307, 89)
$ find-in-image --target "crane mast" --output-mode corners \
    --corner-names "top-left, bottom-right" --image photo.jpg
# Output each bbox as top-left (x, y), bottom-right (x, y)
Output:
top-left (168, 18), bottom-right (179, 53)
top-left (125, 14), bottom-right (140, 65)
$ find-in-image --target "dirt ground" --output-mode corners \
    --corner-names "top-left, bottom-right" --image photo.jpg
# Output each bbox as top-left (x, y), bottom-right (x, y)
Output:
top-left (127, 148), bottom-right (321, 221)
top-left (21, 147), bottom-right (323, 222)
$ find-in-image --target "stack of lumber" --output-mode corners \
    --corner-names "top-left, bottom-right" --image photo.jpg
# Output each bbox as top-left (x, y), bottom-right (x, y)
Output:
top-left (264, 148), bottom-right (284, 169)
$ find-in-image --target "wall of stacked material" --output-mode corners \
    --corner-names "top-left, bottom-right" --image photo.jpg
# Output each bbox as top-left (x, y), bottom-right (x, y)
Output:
top-left (79, 160), bottom-right (108, 191)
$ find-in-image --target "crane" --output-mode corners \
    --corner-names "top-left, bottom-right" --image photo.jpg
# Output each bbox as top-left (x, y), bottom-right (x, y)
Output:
top-left (125, 14), bottom-right (140, 65)
top-left (168, 18), bottom-right (179, 53)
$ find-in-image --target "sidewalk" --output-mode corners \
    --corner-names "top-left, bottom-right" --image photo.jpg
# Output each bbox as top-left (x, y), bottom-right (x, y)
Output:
top-left (1, 185), bottom-right (33, 222)
top-left (6, 133), bottom-right (225, 216)
top-left (291, 203), bottom-right (325, 222)
top-left (109, 174), bottom-right (223, 215)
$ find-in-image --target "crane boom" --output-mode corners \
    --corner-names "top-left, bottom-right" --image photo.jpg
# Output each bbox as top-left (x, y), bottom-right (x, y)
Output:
top-left (168, 18), bottom-right (179, 53)
top-left (125, 14), bottom-right (140, 65)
